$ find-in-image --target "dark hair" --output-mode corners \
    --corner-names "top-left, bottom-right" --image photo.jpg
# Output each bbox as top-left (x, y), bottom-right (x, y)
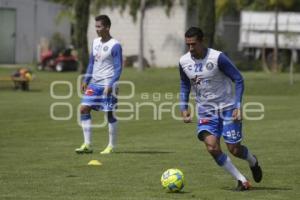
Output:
top-left (185, 27), bottom-right (204, 41)
top-left (95, 15), bottom-right (111, 28)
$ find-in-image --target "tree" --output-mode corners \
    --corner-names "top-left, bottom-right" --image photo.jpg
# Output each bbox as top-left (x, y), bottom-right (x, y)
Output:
top-left (138, 0), bottom-right (146, 72)
top-left (74, 0), bottom-right (90, 73)
top-left (92, 0), bottom-right (175, 71)
top-left (187, 0), bottom-right (216, 47)
top-left (216, 0), bottom-right (300, 72)
top-left (197, 0), bottom-right (215, 47)
top-left (240, 0), bottom-right (300, 72)
top-left (50, 0), bottom-right (91, 73)
top-left (115, 0), bottom-right (173, 71)
top-left (53, 0), bottom-right (215, 71)
top-left (52, 0), bottom-right (215, 71)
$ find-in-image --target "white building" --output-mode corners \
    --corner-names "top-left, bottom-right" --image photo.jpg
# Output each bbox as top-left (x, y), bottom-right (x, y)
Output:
top-left (0, 0), bottom-right (70, 64)
top-left (239, 11), bottom-right (300, 50)
top-left (88, 1), bottom-right (194, 67)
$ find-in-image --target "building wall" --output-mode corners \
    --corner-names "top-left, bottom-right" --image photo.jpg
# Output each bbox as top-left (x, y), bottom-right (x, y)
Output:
top-left (216, 14), bottom-right (241, 60)
top-left (0, 0), bottom-right (70, 64)
top-left (88, 1), bottom-right (187, 67)
top-left (240, 11), bottom-right (300, 49)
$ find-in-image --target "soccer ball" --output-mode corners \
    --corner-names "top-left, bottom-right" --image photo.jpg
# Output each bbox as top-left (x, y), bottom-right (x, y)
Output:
top-left (161, 168), bottom-right (184, 192)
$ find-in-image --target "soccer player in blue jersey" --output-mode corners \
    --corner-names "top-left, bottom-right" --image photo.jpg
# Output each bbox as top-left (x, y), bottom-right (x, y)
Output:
top-left (75, 15), bottom-right (122, 154)
top-left (179, 27), bottom-right (262, 191)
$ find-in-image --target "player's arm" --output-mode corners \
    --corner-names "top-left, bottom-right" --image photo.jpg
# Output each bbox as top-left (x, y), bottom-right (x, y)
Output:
top-left (105, 43), bottom-right (123, 95)
top-left (218, 53), bottom-right (244, 121)
top-left (82, 47), bottom-right (95, 92)
top-left (179, 63), bottom-right (192, 123)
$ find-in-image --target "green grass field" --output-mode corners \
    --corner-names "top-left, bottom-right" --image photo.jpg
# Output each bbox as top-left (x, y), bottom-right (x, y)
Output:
top-left (0, 67), bottom-right (300, 200)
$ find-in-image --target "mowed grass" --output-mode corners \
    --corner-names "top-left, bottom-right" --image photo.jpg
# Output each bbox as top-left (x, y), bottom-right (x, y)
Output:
top-left (0, 67), bottom-right (300, 200)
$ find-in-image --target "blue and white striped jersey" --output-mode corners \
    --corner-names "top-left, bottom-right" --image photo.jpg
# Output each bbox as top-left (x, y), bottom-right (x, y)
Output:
top-left (84, 37), bottom-right (122, 87)
top-left (179, 48), bottom-right (244, 114)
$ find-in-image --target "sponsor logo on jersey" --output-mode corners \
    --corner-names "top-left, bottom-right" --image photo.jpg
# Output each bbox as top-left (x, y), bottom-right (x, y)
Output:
top-left (199, 118), bottom-right (210, 124)
top-left (85, 88), bottom-right (94, 96)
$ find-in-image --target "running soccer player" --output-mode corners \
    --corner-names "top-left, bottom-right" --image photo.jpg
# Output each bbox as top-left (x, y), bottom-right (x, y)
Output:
top-left (75, 15), bottom-right (122, 154)
top-left (179, 27), bottom-right (262, 191)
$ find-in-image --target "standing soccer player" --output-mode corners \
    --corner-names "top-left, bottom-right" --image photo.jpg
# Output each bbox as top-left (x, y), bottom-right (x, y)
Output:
top-left (179, 27), bottom-right (262, 190)
top-left (75, 15), bottom-right (122, 154)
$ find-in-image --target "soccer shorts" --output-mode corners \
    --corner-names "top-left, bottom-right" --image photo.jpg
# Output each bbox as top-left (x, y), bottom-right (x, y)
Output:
top-left (197, 109), bottom-right (242, 144)
top-left (81, 83), bottom-right (117, 112)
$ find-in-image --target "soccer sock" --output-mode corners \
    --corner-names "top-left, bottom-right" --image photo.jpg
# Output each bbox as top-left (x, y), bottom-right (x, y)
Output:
top-left (241, 146), bottom-right (257, 167)
top-left (81, 114), bottom-right (92, 145)
top-left (215, 153), bottom-right (247, 183)
top-left (108, 121), bottom-right (118, 148)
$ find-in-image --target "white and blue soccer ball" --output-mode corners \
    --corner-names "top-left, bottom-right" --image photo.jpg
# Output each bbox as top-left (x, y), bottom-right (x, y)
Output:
top-left (161, 168), bottom-right (184, 192)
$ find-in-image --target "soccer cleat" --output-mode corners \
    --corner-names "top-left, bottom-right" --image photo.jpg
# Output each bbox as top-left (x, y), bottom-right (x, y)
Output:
top-left (236, 180), bottom-right (252, 191)
top-left (100, 145), bottom-right (114, 154)
top-left (250, 155), bottom-right (263, 183)
top-left (75, 144), bottom-right (93, 154)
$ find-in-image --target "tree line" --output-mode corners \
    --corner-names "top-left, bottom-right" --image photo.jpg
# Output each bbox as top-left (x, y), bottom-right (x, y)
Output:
top-left (51, 0), bottom-right (300, 73)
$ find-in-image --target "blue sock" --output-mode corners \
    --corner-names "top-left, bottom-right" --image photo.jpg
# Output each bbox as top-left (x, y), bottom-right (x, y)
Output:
top-left (214, 153), bottom-right (228, 166)
top-left (81, 113), bottom-right (91, 121)
top-left (241, 146), bottom-right (248, 160)
top-left (241, 146), bottom-right (257, 166)
top-left (107, 114), bottom-right (117, 123)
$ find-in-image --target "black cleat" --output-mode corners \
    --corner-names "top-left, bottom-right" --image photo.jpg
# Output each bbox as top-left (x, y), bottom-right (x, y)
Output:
top-left (250, 155), bottom-right (263, 183)
top-left (236, 180), bottom-right (251, 191)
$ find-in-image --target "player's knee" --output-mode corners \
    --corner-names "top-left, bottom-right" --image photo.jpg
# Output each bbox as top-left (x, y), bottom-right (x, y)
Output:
top-left (228, 145), bottom-right (241, 157)
top-left (228, 144), bottom-right (248, 159)
top-left (206, 145), bottom-right (221, 157)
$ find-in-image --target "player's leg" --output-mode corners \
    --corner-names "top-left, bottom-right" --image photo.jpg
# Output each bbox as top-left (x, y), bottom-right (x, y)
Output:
top-left (107, 111), bottom-right (117, 148)
top-left (75, 105), bottom-right (93, 154)
top-left (81, 105), bottom-right (93, 145)
top-left (76, 84), bottom-right (103, 153)
top-left (226, 142), bottom-right (262, 183)
top-left (100, 86), bottom-right (118, 154)
top-left (222, 108), bottom-right (262, 185)
top-left (100, 111), bottom-right (117, 154)
top-left (200, 132), bottom-right (248, 189)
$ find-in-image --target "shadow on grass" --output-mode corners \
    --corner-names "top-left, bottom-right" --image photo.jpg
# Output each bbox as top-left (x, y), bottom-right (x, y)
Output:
top-left (114, 150), bottom-right (174, 154)
top-left (166, 191), bottom-right (191, 194)
top-left (27, 89), bottom-right (43, 92)
top-left (0, 87), bottom-right (42, 92)
top-left (66, 174), bottom-right (79, 178)
top-left (251, 186), bottom-right (292, 191)
top-left (222, 186), bottom-right (292, 191)
top-left (165, 191), bottom-right (198, 198)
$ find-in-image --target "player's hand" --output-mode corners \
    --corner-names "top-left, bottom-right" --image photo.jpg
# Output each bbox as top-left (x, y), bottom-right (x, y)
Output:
top-left (103, 86), bottom-right (112, 96)
top-left (81, 83), bottom-right (88, 92)
top-left (181, 110), bottom-right (192, 123)
top-left (232, 108), bottom-right (242, 121)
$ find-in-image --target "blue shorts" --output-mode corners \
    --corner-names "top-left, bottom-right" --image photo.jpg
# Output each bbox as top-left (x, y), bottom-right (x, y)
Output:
top-left (81, 83), bottom-right (117, 112)
top-left (197, 109), bottom-right (242, 144)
